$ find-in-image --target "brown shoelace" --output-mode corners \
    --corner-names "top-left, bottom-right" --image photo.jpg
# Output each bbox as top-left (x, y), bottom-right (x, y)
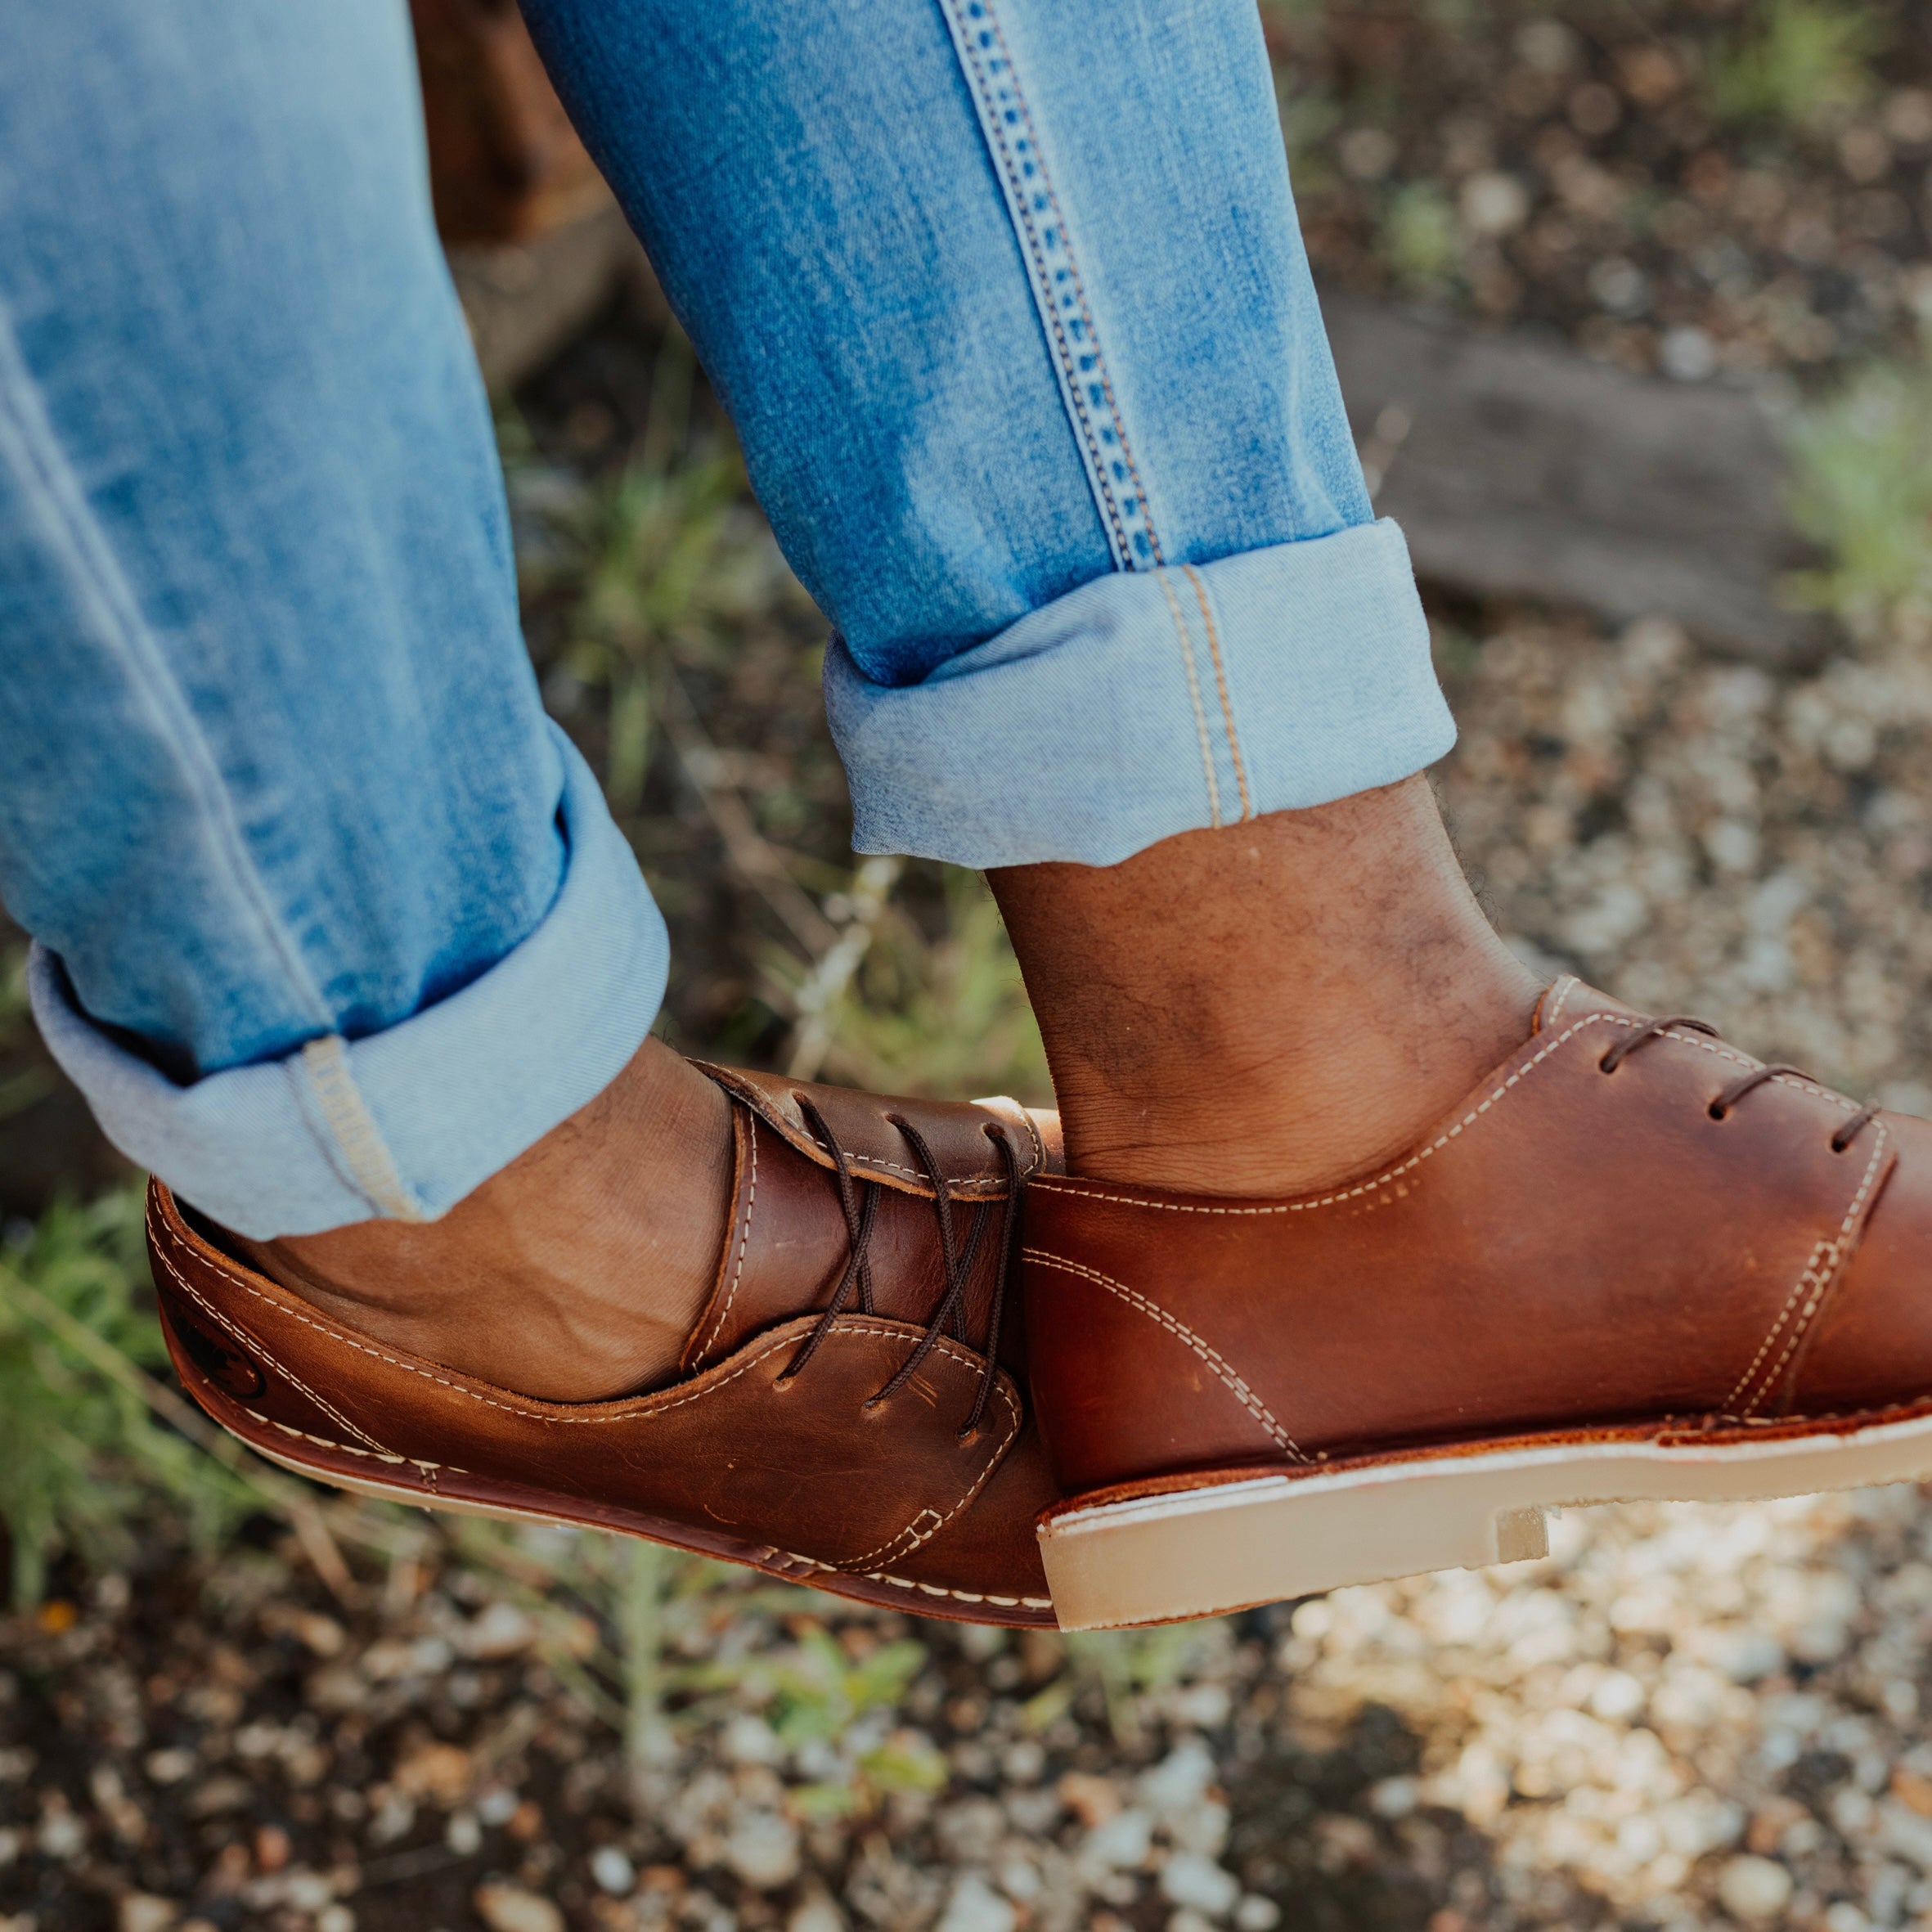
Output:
top-left (776, 1097), bottom-right (1021, 1440)
top-left (1598, 1015), bottom-right (1880, 1153)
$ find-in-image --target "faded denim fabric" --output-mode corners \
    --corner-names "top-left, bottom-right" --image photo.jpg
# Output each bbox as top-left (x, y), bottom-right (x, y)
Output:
top-left (2, 0), bottom-right (1452, 1238)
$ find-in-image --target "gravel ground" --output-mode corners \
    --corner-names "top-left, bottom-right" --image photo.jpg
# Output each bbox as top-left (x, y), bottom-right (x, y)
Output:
top-left (16, 606), bottom-right (1932, 1932)
top-left (10, 3), bottom-right (1932, 1929)
top-left (1271, 0), bottom-right (1932, 380)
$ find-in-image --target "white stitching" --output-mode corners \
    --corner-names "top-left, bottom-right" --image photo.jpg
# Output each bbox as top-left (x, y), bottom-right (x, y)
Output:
top-left (1023, 1251), bottom-right (1305, 1460)
top-left (836, 1364), bottom-right (1027, 1573)
top-left (153, 1194), bottom-right (1050, 1611)
top-left (1542, 976), bottom-right (1577, 1027)
top-left (1018, 1107), bottom-right (1046, 1177)
top-left (1723, 1239), bottom-right (1832, 1417)
top-left (151, 1196), bottom-right (1001, 1429)
top-left (1728, 1121), bottom-right (1892, 1415)
top-left (694, 1113), bottom-right (757, 1365)
top-left (1028, 1010), bottom-right (1868, 1220)
top-left (237, 1404), bottom-right (1053, 1611)
top-left (150, 1230), bottom-right (393, 1455)
top-left (847, 1507), bottom-right (945, 1572)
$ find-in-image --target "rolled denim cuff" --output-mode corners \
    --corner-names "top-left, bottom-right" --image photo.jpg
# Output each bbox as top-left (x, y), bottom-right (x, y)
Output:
top-left (29, 732), bottom-right (667, 1238)
top-left (826, 519), bottom-right (1455, 867)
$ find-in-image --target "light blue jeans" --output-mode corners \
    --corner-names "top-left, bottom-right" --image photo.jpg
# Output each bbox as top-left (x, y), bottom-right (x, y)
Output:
top-left (1, 0), bottom-right (1453, 1238)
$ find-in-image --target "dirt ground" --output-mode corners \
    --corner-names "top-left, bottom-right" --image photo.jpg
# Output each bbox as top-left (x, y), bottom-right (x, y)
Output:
top-left (7, 2), bottom-right (1932, 1929)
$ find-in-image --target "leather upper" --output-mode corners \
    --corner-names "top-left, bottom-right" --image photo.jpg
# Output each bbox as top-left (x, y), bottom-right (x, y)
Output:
top-left (149, 1067), bottom-right (1064, 1624)
top-left (1023, 977), bottom-right (1925, 1498)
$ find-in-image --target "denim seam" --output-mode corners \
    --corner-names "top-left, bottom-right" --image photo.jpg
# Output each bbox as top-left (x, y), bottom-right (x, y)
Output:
top-left (0, 290), bottom-right (407, 1219)
top-left (297, 1038), bottom-right (427, 1222)
top-left (0, 294), bottom-right (335, 1036)
top-left (1153, 570), bottom-right (1222, 829)
top-left (937, 0), bottom-right (1163, 572)
top-left (1183, 564), bottom-right (1255, 822)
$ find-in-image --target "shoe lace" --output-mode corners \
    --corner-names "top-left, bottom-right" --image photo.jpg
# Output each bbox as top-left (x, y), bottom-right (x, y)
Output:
top-left (775, 1097), bottom-right (1022, 1440)
top-left (1598, 1015), bottom-right (1879, 1154)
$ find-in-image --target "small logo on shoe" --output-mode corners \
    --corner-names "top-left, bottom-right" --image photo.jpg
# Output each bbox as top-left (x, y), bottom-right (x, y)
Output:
top-left (173, 1315), bottom-right (267, 1400)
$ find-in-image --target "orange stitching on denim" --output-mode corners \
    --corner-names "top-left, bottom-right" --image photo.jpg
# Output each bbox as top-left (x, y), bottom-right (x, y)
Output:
top-left (1183, 564), bottom-right (1252, 821)
top-left (1157, 570), bottom-right (1222, 828)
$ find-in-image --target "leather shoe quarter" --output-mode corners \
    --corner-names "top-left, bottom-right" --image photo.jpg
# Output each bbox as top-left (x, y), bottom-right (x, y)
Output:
top-left (1024, 997), bottom-right (1899, 1497)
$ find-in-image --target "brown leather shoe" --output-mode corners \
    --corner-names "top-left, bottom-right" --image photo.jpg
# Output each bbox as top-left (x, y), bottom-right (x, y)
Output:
top-left (147, 1066), bottom-right (1063, 1626)
top-left (1025, 976), bottom-right (1932, 1629)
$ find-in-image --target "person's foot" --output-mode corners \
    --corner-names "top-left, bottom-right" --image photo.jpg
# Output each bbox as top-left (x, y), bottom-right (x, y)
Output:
top-left (1022, 977), bottom-right (1932, 1629)
top-left (150, 1062), bottom-right (1065, 1624)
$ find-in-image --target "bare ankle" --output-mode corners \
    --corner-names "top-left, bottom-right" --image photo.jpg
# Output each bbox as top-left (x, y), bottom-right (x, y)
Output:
top-left (992, 777), bottom-right (1539, 1196)
top-left (239, 1040), bottom-right (734, 1400)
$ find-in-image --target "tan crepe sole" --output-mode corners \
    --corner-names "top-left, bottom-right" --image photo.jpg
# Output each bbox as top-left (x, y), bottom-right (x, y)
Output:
top-left (1036, 1406), bottom-right (1932, 1630)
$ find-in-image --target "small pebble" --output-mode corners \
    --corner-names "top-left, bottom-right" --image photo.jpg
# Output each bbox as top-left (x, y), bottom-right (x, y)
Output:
top-left (1716, 1856), bottom-right (1794, 1922)
top-left (473, 1884), bottom-right (564, 1932)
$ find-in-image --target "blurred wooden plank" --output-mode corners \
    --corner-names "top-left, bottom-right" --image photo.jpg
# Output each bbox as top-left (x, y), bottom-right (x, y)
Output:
top-left (449, 200), bottom-right (658, 396)
top-left (1320, 285), bottom-right (1829, 663)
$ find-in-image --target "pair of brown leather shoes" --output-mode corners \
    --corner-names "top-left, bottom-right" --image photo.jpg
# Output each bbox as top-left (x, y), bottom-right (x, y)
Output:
top-left (151, 977), bottom-right (1932, 1629)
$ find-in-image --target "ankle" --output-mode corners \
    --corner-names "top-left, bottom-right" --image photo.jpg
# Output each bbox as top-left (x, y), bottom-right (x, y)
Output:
top-left (1046, 954), bottom-right (1535, 1193)
top-left (238, 1040), bottom-right (734, 1400)
top-left (992, 777), bottom-right (1541, 1197)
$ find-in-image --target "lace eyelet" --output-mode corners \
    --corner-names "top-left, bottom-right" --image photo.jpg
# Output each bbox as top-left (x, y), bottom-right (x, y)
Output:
top-left (1599, 1052), bottom-right (1619, 1074)
top-left (1830, 1133), bottom-right (1852, 1154)
top-left (1708, 1102), bottom-right (1728, 1121)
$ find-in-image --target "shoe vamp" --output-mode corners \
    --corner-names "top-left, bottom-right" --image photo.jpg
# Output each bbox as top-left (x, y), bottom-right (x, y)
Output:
top-left (1027, 1013), bottom-right (1883, 1479)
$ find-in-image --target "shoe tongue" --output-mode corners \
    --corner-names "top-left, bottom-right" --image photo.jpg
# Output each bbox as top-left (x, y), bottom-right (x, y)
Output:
top-left (676, 1094), bottom-right (1018, 1377)
top-left (1530, 974), bottom-right (1638, 1033)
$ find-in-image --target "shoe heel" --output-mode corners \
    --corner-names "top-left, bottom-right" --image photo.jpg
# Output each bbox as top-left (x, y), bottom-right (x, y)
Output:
top-left (1039, 1472), bottom-right (1550, 1630)
top-left (1494, 1504), bottom-right (1549, 1563)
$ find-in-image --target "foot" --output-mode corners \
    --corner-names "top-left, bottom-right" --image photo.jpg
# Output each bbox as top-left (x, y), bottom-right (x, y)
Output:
top-left (150, 1066), bottom-right (1066, 1625)
top-left (232, 1040), bottom-right (734, 1403)
top-left (1022, 977), bottom-right (1932, 1629)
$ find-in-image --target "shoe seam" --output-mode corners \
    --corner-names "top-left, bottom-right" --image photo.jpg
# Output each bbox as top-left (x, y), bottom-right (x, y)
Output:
top-left (937, 0), bottom-right (1162, 572)
top-left (835, 1369), bottom-right (1025, 1572)
top-left (1027, 1010), bottom-right (1869, 1220)
top-left (1023, 1249), bottom-right (1306, 1462)
top-left (692, 1112), bottom-right (757, 1367)
top-left (154, 1197), bottom-right (1004, 1429)
top-left (148, 1218), bottom-right (393, 1457)
top-left (233, 1409), bottom-right (1052, 1612)
top-left (1726, 1118), bottom-right (1892, 1416)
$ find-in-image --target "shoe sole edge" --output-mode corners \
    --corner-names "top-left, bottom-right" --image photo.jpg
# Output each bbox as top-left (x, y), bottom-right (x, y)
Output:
top-left (1037, 1409), bottom-right (1932, 1629)
top-left (203, 1382), bottom-right (1058, 1628)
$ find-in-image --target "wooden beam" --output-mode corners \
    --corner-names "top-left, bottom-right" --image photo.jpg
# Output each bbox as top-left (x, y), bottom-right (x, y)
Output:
top-left (1319, 285), bottom-right (1831, 663)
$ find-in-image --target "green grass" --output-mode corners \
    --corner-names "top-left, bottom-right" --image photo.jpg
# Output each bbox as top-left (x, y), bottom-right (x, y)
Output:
top-left (1378, 181), bottom-right (1462, 294)
top-left (1708, 0), bottom-right (1886, 133)
top-left (0, 1188), bottom-right (258, 1609)
top-left (783, 866), bottom-right (1052, 1106)
top-left (1783, 334), bottom-right (1932, 631)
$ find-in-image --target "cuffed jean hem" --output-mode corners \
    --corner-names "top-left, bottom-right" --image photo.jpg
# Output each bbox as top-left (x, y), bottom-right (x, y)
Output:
top-left (27, 728), bottom-right (668, 1239)
top-left (825, 519), bottom-right (1456, 868)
